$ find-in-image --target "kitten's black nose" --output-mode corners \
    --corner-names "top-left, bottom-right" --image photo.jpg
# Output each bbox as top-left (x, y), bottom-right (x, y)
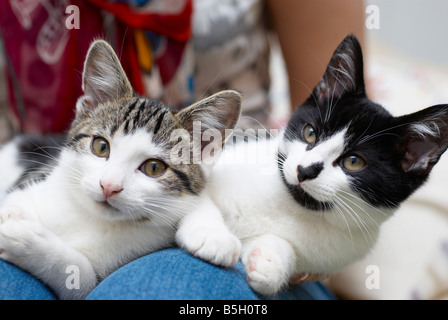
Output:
top-left (297, 163), bottom-right (324, 183)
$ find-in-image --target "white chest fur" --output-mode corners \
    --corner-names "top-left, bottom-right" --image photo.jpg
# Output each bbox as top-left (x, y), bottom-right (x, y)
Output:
top-left (207, 137), bottom-right (392, 274)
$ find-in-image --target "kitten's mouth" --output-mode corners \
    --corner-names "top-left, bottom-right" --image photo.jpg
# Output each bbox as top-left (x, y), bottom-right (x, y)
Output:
top-left (97, 199), bottom-right (120, 212)
top-left (277, 162), bottom-right (333, 211)
top-left (96, 200), bottom-right (151, 222)
top-left (287, 183), bottom-right (334, 211)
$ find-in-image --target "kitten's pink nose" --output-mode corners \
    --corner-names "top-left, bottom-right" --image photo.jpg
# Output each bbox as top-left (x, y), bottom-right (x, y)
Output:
top-left (100, 181), bottom-right (123, 199)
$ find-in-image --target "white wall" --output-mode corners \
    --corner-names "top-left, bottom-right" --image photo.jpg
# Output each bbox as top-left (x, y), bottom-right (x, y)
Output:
top-left (366, 0), bottom-right (448, 67)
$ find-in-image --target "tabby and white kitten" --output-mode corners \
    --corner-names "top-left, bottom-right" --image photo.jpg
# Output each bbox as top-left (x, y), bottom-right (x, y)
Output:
top-left (176, 35), bottom-right (448, 295)
top-left (0, 40), bottom-right (241, 299)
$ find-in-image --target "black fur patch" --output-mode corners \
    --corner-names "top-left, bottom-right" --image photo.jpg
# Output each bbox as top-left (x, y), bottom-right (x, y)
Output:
top-left (13, 135), bottom-right (66, 189)
top-left (171, 168), bottom-right (197, 195)
top-left (279, 35), bottom-right (448, 211)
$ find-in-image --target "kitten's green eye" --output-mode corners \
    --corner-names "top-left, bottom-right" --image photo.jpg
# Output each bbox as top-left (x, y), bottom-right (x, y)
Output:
top-left (303, 124), bottom-right (317, 144)
top-left (91, 137), bottom-right (110, 158)
top-left (342, 155), bottom-right (366, 171)
top-left (140, 159), bottom-right (168, 177)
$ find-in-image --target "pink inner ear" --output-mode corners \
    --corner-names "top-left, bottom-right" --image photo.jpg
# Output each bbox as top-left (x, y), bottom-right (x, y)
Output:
top-left (83, 96), bottom-right (95, 109)
top-left (76, 95), bottom-right (96, 116)
top-left (401, 139), bottom-right (438, 172)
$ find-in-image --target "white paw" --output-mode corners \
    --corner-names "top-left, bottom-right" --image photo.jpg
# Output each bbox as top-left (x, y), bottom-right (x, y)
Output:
top-left (0, 209), bottom-right (50, 263)
top-left (181, 228), bottom-right (241, 268)
top-left (244, 247), bottom-right (285, 295)
top-left (0, 207), bottom-right (27, 224)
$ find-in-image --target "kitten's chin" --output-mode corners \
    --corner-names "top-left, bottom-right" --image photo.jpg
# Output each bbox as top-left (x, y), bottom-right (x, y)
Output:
top-left (92, 200), bottom-right (149, 222)
top-left (284, 183), bottom-right (334, 212)
top-left (279, 164), bottom-right (333, 211)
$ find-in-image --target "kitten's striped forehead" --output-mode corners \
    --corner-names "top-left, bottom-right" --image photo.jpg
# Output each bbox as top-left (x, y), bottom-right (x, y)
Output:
top-left (118, 97), bottom-right (172, 136)
top-left (68, 97), bottom-right (178, 145)
top-left (105, 97), bottom-right (174, 138)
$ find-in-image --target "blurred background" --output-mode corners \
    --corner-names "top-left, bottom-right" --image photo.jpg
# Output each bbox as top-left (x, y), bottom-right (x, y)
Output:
top-left (2, 0), bottom-right (448, 138)
top-left (271, 0), bottom-right (448, 120)
top-left (367, 0), bottom-right (448, 68)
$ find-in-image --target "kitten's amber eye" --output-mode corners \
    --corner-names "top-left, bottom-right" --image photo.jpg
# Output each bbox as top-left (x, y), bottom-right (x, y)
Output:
top-left (303, 124), bottom-right (317, 144)
top-left (91, 137), bottom-right (110, 158)
top-left (343, 155), bottom-right (366, 171)
top-left (140, 159), bottom-right (168, 177)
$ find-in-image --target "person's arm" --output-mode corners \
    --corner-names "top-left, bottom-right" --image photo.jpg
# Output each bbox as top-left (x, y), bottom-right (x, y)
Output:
top-left (266, 0), bottom-right (365, 110)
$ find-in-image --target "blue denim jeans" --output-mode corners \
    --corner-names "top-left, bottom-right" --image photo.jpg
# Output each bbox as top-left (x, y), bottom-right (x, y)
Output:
top-left (0, 248), bottom-right (334, 300)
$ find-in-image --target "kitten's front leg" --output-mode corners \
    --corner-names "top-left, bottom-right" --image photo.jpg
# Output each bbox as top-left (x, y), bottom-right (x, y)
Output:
top-left (176, 193), bottom-right (241, 267)
top-left (0, 207), bottom-right (97, 299)
top-left (242, 234), bottom-right (296, 296)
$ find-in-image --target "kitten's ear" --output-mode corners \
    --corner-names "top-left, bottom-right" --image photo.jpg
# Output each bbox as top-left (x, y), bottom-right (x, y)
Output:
top-left (311, 34), bottom-right (365, 103)
top-left (76, 40), bottom-right (134, 116)
top-left (176, 90), bottom-right (242, 160)
top-left (396, 105), bottom-right (448, 182)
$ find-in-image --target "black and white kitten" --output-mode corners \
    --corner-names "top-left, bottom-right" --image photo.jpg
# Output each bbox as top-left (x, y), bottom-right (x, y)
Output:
top-left (176, 35), bottom-right (448, 295)
top-left (0, 40), bottom-right (241, 299)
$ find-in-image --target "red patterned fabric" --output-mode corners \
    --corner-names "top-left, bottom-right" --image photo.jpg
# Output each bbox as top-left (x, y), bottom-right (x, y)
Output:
top-left (0, 0), bottom-right (192, 134)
